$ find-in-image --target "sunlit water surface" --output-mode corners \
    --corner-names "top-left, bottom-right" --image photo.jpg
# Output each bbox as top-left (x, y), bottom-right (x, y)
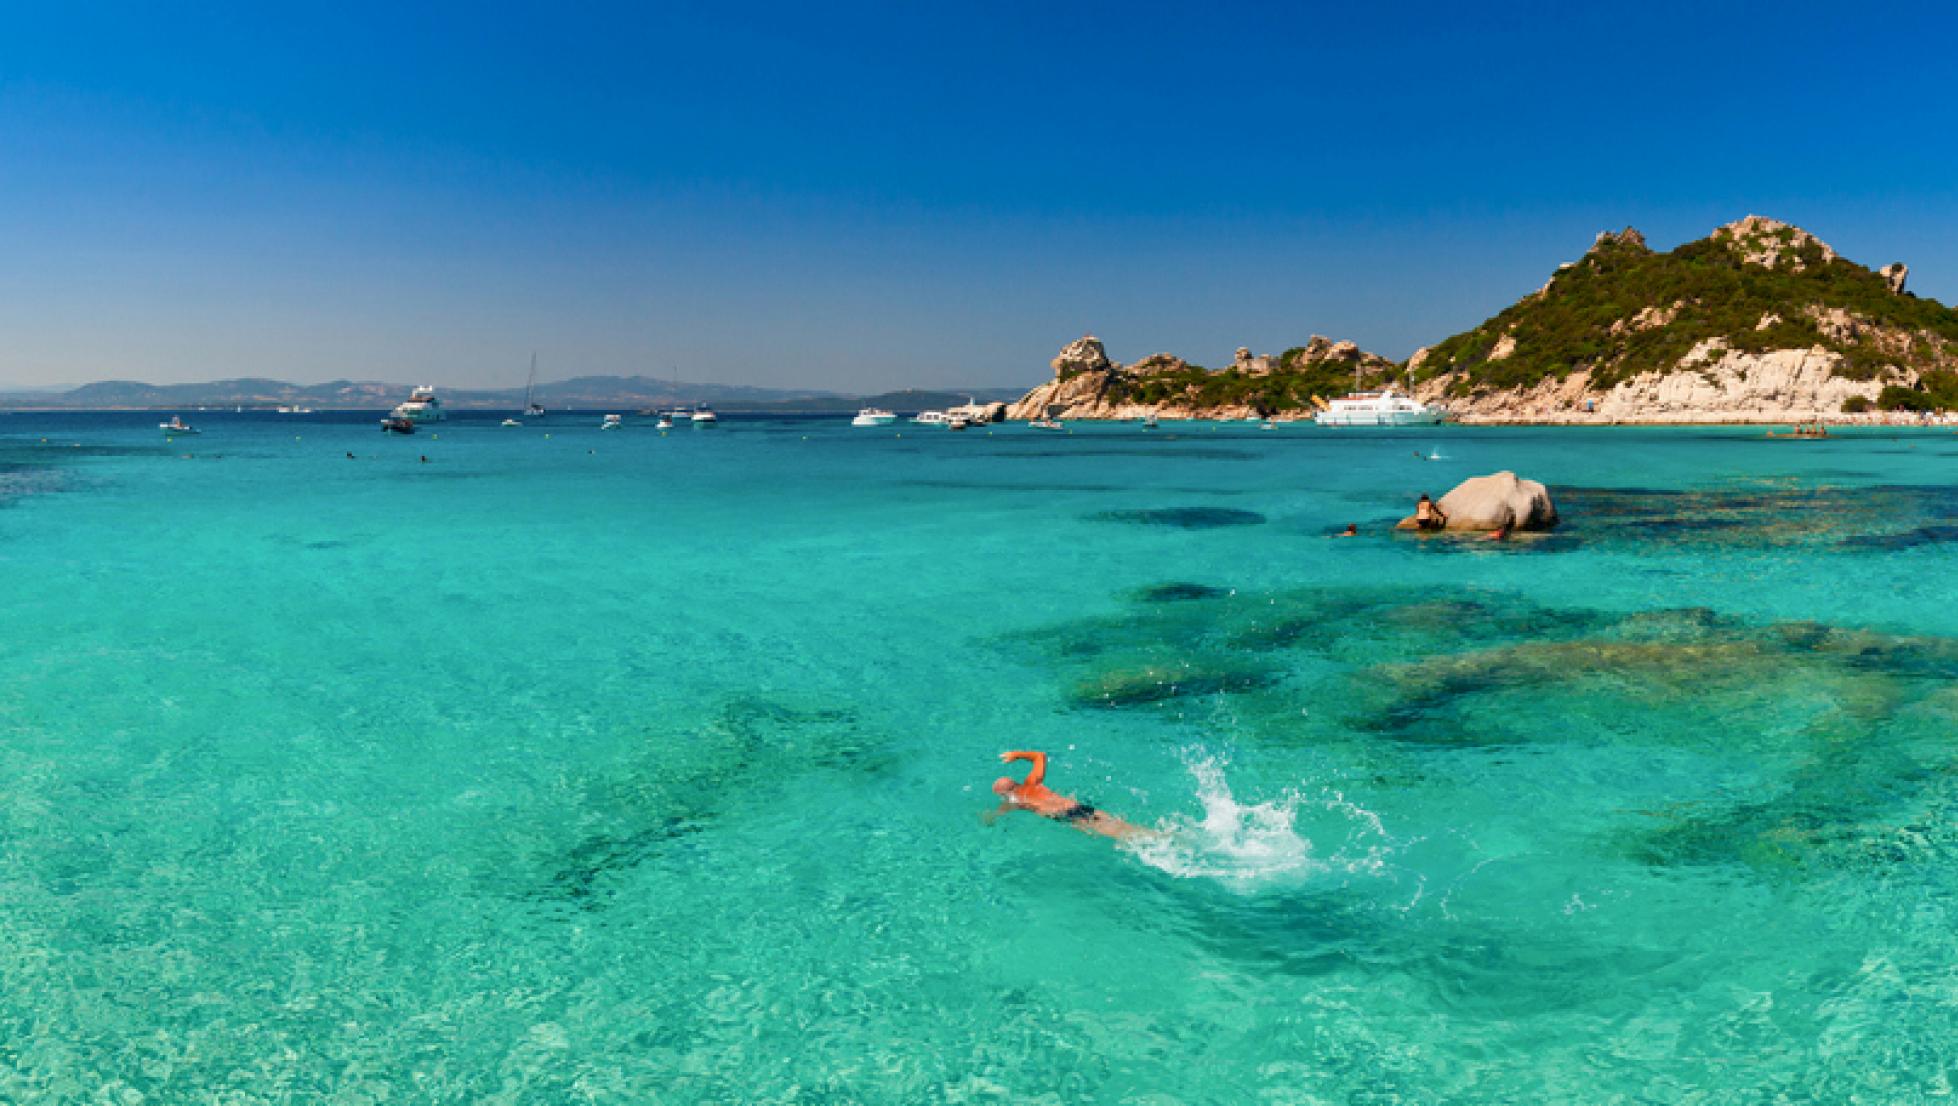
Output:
top-left (3, 412), bottom-right (1957, 1102)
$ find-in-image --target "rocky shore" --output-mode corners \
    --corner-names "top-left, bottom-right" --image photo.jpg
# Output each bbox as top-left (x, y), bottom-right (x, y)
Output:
top-left (1006, 216), bottom-right (1958, 425)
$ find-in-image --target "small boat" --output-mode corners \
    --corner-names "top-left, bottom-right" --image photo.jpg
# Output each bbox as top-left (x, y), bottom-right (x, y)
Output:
top-left (1261, 419), bottom-right (1278, 431)
top-left (381, 417), bottom-right (416, 435)
top-left (1029, 418), bottom-right (1064, 431)
top-left (691, 407), bottom-right (718, 427)
top-left (1141, 414), bottom-right (1160, 429)
top-left (501, 417), bottom-right (523, 428)
top-left (656, 414), bottom-right (674, 430)
top-left (601, 414), bottom-right (624, 430)
top-left (160, 416), bottom-right (200, 436)
top-left (851, 407), bottom-right (898, 427)
top-left (912, 410), bottom-right (948, 426)
top-left (947, 414), bottom-right (971, 431)
top-left (275, 405), bottom-right (313, 414)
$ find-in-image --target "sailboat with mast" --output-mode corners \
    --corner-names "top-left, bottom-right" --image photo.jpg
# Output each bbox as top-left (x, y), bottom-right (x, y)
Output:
top-left (523, 353), bottom-right (546, 420)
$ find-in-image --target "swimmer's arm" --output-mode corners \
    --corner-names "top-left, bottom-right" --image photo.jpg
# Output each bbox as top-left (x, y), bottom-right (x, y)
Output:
top-left (999, 750), bottom-right (1046, 787)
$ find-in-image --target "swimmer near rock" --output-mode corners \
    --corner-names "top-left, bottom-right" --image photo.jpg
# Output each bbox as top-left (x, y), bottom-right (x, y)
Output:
top-left (986, 750), bottom-right (1152, 841)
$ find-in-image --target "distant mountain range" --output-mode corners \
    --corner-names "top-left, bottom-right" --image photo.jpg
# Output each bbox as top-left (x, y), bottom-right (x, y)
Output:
top-left (0, 376), bottom-right (1027, 412)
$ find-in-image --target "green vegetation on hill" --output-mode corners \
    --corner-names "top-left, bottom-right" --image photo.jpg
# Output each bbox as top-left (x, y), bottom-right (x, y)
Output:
top-left (1417, 228), bottom-right (1958, 399)
top-left (1115, 348), bottom-right (1396, 413)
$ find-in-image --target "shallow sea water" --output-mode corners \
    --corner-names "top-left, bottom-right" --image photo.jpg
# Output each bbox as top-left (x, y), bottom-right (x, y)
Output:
top-left (3, 412), bottom-right (1957, 1103)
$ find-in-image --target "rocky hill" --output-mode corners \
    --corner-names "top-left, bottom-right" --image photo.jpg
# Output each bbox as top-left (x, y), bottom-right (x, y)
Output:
top-left (1407, 216), bottom-right (1958, 422)
top-left (1008, 335), bottom-right (1399, 421)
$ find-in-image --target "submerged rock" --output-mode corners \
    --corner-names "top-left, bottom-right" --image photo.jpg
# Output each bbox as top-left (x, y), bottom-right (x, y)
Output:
top-left (1136, 581), bottom-right (1230, 603)
top-left (1091, 507), bottom-right (1267, 529)
top-left (1397, 471), bottom-right (1558, 532)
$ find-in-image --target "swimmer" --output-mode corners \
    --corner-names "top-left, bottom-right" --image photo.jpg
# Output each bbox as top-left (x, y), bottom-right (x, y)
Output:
top-left (1414, 493), bottom-right (1447, 530)
top-left (987, 750), bottom-right (1151, 840)
top-left (419, 455), bottom-right (429, 464)
top-left (1336, 523), bottom-right (1358, 537)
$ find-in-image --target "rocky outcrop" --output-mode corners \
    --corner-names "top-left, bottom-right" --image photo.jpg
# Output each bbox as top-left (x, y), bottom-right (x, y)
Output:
top-left (1395, 472), bottom-right (1558, 532)
top-left (1051, 335), bottom-right (1113, 377)
top-left (1009, 334), bottom-right (1393, 420)
top-left (1712, 215), bottom-right (1837, 271)
top-left (1881, 263), bottom-right (1909, 294)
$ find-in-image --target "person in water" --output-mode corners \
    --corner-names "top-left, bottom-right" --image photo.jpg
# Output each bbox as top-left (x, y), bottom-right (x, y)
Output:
top-left (988, 751), bottom-right (1150, 840)
top-left (1336, 523), bottom-right (1358, 537)
top-left (1414, 493), bottom-right (1447, 530)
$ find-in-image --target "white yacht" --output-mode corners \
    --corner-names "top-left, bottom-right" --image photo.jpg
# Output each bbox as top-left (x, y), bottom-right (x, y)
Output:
top-left (912, 410), bottom-right (948, 426)
top-left (160, 416), bottom-right (200, 436)
top-left (501, 417), bottom-right (523, 428)
top-left (1314, 389), bottom-right (1445, 427)
top-left (691, 407), bottom-right (718, 427)
top-left (851, 407), bottom-right (898, 427)
top-left (386, 386), bottom-right (446, 425)
top-left (1029, 417), bottom-right (1064, 431)
top-left (601, 414), bottom-right (624, 430)
top-left (656, 413), bottom-right (674, 429)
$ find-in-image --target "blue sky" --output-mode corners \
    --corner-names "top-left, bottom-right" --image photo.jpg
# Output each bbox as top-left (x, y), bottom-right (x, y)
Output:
top-left (2, 1), bottom-right (1955, 390)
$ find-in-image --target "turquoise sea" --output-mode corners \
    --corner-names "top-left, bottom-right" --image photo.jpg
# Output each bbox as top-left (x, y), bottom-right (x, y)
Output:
top-left (4, 410), bottom-right (1957, 1103)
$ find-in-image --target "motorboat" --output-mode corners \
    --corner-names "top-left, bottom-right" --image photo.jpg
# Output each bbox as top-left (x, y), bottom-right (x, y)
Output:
top-left (947, 414), bottom-right (971, 431)
top-left (851, 407), bottom-right (898, 427)
top-left (381, 417), bottom-right (416, 435)
top-left (1313, 389), bottom-right (1446, 427)
top-left (501, 417), bottom-right (523, 427)
top-left (601, 414), bottom-right (624, 430)
top-left (912, 410), bottom-right (948, 426)
top-left (160, 416), bottom-right (200, 436)
top-left (1029, 418), bottom-right (1064, 431)
top-left (656, 414), bottom-right (674, 430)
top-left (691, 407), bottom-right (718, 427)
top-left (1141, 414), bottom-right (1160, 429)
top-left (385, 385), bottom-right (446, 426)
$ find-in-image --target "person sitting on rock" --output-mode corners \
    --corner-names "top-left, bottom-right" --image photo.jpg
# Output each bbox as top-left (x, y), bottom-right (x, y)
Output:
top-left (986, 751), bottom-right (1150, 841)
top-left (1487, 521), bottom-right (1512, 541)
top-left (1415, 493), bottom-right (1447, 530)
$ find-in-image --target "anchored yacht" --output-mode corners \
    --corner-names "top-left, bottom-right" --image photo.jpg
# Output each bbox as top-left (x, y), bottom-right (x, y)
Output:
top-left (851, 408), bottom-right (898, 427)
top-left (1314, 389), bottom-right (1446, 427)
top-left (384, 386), bottom-right (446, 426)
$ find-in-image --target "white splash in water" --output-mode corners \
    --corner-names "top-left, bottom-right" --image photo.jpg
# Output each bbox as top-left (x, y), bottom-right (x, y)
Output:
top-left (1128, 751), bottom-right (1392, 890)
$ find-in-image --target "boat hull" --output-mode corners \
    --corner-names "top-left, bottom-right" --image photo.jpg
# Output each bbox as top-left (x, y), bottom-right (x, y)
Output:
top-left (1315, 410), bottom-right (1447, 427)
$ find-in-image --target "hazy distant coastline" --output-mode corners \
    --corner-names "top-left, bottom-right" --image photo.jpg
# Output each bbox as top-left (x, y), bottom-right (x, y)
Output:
top-left (0, 377), bottom-right (1027, 414)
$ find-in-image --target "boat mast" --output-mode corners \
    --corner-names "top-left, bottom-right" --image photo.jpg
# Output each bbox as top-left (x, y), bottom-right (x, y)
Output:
top-left (524, 352), bottom-right (537, 410)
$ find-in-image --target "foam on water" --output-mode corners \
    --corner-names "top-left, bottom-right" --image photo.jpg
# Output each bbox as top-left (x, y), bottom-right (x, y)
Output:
top-left (1129, 749), bottom-right (1393, 889)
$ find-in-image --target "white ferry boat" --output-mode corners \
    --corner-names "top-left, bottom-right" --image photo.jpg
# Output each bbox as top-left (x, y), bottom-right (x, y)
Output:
top-left (911, 410), bottom-right (948, 426)
top-left (1314, 389), bottom-right (1446, 427)
top-left (851, 408), bottom-right (898, 427)
top-left (385, 386), bottom-right (446, 426)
